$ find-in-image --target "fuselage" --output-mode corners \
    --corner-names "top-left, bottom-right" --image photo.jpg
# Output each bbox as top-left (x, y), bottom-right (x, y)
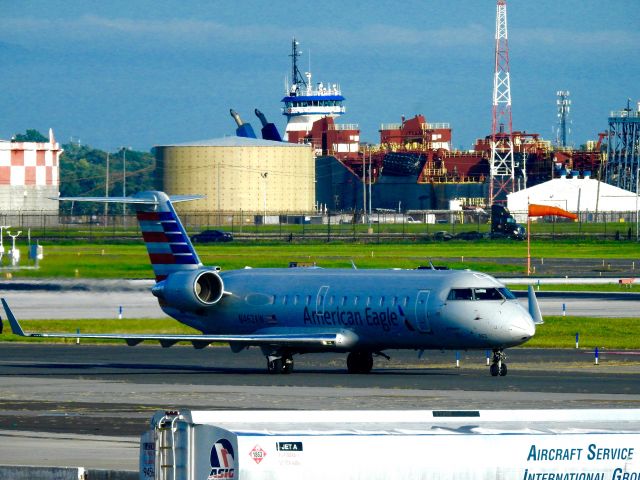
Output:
top-left (162, 267), bottom-right (535, 353)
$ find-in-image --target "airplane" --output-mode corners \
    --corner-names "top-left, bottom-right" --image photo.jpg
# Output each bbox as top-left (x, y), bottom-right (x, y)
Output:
top-left (1, 191), bottom-right (542, 376)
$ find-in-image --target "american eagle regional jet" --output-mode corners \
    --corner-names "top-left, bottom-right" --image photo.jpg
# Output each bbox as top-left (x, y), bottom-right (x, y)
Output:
top-left (1, 191), bottom-right (542, 375)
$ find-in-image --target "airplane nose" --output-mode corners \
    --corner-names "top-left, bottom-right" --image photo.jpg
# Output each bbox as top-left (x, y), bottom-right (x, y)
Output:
top-left (509, 310), bottom-right (536, 341)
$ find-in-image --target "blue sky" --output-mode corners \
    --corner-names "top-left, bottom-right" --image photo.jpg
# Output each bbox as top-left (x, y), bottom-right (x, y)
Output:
top-left (1, 0), bottom-right (638, 151)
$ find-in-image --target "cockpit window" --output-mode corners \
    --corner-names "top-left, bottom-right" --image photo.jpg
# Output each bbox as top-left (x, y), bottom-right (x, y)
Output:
top-left (498, 287), bottom-right (516, 300)
top-left (447, 288), bottom-right (473, 300)
top-left (447, 287), bottom-right (513, 301)
top-left (473, 288), bottom-right (503, 300)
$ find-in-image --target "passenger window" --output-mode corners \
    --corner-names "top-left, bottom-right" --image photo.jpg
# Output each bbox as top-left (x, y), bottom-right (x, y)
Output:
top-left (447, 288), bottom-right (473, 300)
top-left (391, 297), bottom-right (397, 306)
top-left (403, 296), bottom-right (409, 307)
top-left (379, 296), bottom-right (385, 306)
top-left (269, 295), bottom-right (276, 305)
top-left (282, 296), bottom-right (287, 305)
top-left (473, 288), bottom-right (503, 300)
top-left (366, 296), bottom-right (372, 306)
top-left (341, 296), bottom-right (347, 306)
top-left (329, 296), bottom-right (335, 306)
top-left (305, 295), bottom-right (311, 305)
top-left (353, 296), bottom-right (359, 306)
top-left (293, 295), bottom-right (299, 305)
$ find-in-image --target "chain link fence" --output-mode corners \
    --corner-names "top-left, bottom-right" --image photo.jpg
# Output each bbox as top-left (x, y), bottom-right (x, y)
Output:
top-left (2, 210), bottom-right (638, 242)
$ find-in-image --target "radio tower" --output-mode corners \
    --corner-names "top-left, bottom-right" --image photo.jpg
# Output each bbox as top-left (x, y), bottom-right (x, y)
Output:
top-left (489, 0), bottom-right (515, 206)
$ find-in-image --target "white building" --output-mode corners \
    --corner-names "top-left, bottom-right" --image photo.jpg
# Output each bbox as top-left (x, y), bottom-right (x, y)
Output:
top-left (507, 177), bottom-right (638, 221)
top-left (0, 129), bottom-right (62, 213)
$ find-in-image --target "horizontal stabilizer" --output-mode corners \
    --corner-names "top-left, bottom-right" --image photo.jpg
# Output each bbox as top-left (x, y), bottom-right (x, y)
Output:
top-left (56, 193), bottom-right (204, 204)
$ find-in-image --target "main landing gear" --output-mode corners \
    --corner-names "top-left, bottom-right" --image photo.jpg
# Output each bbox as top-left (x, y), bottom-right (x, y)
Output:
top-left (346, 351), bottom-right (373, 374)
top-left (267, 354), bottom-right (294, 374)
top-left (489, 348), bottom-right (508, 377)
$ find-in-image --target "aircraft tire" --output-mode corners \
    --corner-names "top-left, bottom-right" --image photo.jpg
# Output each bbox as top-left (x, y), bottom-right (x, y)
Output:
top-left (282, 357), bottom-right (294, 374)
top-left (267, 358), bottom-right (283, 374)
top-left (499, 363), bottom-right (508, 376)
top-left (490, 363), bottom-right (499, 376)
top-left (347, 351), bottom-right (373, 374)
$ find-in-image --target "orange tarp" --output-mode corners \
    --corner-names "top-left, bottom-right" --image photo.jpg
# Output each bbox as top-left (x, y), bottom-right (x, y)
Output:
top-left (528, 204), bottom-right (578, 220)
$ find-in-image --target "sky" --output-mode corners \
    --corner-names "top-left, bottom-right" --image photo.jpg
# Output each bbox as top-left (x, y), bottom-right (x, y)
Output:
top-left (1, 0), bottom-right (638, 152)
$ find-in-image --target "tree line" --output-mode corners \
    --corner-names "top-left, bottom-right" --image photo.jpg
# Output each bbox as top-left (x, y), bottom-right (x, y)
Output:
top-left (13, 129), bottom-right (158, 214)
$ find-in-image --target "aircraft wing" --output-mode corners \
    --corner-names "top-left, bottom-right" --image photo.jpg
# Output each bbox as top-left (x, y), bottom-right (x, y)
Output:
top-left (1, 299), bottom-right (356, 349)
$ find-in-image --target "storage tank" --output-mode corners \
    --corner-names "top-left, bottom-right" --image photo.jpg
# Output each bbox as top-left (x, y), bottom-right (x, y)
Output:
top-left (153, 137), bottom-right (314, 213)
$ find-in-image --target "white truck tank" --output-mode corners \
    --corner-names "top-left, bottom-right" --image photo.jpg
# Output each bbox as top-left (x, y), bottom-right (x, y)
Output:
top-left (140, 409), bottom-right (640, 480)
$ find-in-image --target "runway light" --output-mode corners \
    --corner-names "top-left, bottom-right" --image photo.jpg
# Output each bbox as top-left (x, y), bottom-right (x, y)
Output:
top-left (594, 347), bottom-right (599, 365)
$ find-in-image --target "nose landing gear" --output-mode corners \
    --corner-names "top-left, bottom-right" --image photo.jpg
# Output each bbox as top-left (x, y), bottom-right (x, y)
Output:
top-left (267, 353), bottom-right (294, 374)
top-left (489, 349), bottom-right (508, 376)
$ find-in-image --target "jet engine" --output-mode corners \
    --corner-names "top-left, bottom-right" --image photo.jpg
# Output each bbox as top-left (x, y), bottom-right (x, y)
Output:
top-left (151, 269), bottom-right (224, 311)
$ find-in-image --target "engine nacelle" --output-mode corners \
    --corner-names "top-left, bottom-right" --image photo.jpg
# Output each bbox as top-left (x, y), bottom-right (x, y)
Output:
top-left (152, 269), bottom-right (224, 312)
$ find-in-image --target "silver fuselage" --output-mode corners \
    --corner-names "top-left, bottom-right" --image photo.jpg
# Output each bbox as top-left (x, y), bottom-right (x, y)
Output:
top-left (163, 267), bottom-right (535, 353)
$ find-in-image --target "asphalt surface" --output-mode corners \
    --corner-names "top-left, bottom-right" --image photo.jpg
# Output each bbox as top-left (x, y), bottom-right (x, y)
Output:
top-left (1, 276), bottom-right (639, 470)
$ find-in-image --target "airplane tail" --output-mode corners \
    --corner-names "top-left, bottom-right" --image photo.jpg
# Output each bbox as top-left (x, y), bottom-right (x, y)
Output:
top-left (58, 191), bottom-right (204, 282)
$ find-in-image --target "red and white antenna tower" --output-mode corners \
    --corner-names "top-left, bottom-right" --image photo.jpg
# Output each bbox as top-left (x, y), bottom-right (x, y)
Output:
top-left (489, 0), bottom-right (515, 205)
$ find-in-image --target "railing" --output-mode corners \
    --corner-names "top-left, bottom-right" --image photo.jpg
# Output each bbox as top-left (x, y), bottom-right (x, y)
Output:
top-left (328, 123), bottom-right (359, 131)
top-left (610, 110), bottom-right (640, 119)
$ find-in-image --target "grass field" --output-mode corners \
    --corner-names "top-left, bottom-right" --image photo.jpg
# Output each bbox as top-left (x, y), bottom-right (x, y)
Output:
top-left (2, 316), bottom-right (638, 350)
top-left (5, 239), bottom-right (640, 279)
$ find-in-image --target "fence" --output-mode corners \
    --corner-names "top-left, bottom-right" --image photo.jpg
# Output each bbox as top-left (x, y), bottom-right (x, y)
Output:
top-left (1, 210), bottom-right (638, 243)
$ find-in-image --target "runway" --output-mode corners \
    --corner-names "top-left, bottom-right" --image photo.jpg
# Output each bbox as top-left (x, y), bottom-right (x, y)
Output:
top-left (1, 343), bottom-right (640, 470)
top-left (1, 281), bottom-right (640, 471)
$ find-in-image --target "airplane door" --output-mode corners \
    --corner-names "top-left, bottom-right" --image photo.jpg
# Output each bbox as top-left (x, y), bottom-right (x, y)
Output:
top-left (316, 285), bottom-right (329, 317)
top-left (414, 290), bottom-right (432, 333)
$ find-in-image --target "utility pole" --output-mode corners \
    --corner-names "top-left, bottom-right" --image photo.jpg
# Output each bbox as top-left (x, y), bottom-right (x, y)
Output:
top-left (121, 147), bottom-right (128, 221)
top-left (104, 152), bottom-right (110, 223)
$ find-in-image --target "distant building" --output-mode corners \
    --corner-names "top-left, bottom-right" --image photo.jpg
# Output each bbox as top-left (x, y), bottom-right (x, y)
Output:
top-left (153, 136), bottom-right (315, 212)
top-left (507, 177), bottom-right (637, 221)
top-left (0, 129), bottom-right (62, 214)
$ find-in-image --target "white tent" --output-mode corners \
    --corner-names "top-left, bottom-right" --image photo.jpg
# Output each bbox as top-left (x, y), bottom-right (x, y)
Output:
top-left (507, 178), bottom-right (638, 221)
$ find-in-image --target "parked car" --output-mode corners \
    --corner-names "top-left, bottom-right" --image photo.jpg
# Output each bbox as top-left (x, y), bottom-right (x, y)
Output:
top-left (455, 231), bottom-right (486, 240)
top-left (190, 230), bottom-right (233, 243)
top-left (433, 231), bottom-right (453, 241)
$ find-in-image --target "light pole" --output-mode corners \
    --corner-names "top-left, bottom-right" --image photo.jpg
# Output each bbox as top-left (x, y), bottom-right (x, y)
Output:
top-left (636, 163), bottom-right (640, 242)
top-left (121, 147), bottom-right (129, 222)
top-left (261, 172), bottom-right (268, 218)
top-left (104, 152), bottom-right (110, 224)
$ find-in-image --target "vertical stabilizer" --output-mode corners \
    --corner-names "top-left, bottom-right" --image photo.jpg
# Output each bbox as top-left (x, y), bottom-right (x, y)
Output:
top-left (134, 192), bottom-right (203, 282)
top-left (57, 191), bottom-right (203, 282)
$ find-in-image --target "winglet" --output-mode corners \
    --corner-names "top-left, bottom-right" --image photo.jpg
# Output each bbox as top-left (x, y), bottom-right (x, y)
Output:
top-left (527, 286), bottom-right (544, 325)
top-left (1, 299), bottom-right (27, 336)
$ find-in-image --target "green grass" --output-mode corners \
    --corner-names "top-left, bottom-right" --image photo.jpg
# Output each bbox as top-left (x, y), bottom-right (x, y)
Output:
top-left (525, 316), bottom-right (640, 349)
top-left (508, 284), bottom-right (639, 293)
top-left (0, 318), bottom-right (198, 344)
top-left (6, 240), bottom-right (640, 279)
top-left (3, 316), bottom-right (640, 350)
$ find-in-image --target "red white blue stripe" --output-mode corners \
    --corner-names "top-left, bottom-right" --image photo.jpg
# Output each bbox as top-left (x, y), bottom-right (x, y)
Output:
top-left (136, 202), bottom-right (201, 282)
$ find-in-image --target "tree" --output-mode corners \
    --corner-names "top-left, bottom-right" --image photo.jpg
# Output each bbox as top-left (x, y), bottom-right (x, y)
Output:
top-left (12, 129), bottom-right (48, 142)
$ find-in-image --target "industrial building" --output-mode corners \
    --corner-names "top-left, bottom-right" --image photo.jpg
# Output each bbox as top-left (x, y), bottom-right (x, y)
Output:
top-left (153, 136), bottom-right (315, 213)
top-left (0, 129), bottom-right (62, 214)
